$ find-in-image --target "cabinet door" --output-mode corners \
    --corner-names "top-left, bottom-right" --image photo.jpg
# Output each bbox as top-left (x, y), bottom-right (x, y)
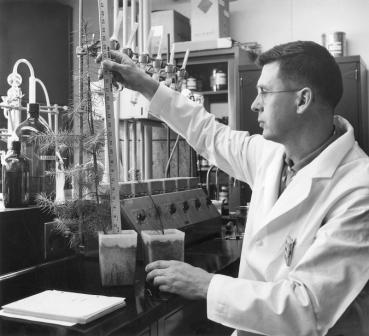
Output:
top-left (161, 302), bottom-right (232, 336)
top-left (239, 68), bottom-right (261, 135)
top-left (336, 62), bottom-right (360, 145)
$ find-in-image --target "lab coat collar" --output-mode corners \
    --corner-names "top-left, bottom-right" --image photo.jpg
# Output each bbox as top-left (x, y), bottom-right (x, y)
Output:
top-left (300, 115), bottom-right (355, 179)
top-left (257, 115), bottom-right (355, 232)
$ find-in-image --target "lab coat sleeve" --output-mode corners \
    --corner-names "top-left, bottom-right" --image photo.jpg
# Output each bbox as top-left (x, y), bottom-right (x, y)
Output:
top-left (207, 188), bottom-right (369, 336)
top-left (149, 84), bottom-right (266, 186)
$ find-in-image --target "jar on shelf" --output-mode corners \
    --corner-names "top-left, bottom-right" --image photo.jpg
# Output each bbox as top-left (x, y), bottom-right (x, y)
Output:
top-left (200, 157), bottom-right (209, 169)
top-left (187, 76), bottom-right (197, 91)
top-left (215, 70), bottom-right (227, 91)
top-left (219, 185), bottom-right (229, 216)
top-left (180, 78), bottom-right (187, 91)
top-left (196, 78), bottom-right (203, 91)
top-left (219, 185), bottom-right (229, 203)
top-left (210, 69), bottom-right (217, 92)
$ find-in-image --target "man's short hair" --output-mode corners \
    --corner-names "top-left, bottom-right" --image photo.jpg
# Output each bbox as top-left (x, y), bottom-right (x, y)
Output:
top-left (257, 41), bottom-right (343, 109)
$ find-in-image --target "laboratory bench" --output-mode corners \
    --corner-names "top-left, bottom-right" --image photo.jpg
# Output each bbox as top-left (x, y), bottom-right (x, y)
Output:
top-left (0, 206), bottom-right (242, 336)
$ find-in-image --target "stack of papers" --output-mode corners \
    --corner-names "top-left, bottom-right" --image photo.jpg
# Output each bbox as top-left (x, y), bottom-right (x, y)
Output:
top-left (0, 290), bottom-right (126, 326)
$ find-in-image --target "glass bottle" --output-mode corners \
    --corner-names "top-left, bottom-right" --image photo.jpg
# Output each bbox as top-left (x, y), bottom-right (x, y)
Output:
top-left (219, 185), bottom-right (229, 203)
top-left (2, 140), bottom-right (30, 208)
top-left (215, 70), bottom-right (227, 91)
top-left (219, 185), bottom-right (229, 216)
top-left (15, 103), bottom-right (55, 202)
top-left (187, 76), bottom-right (197, 91)
top-left (210, 69), bottom-right (217, 92)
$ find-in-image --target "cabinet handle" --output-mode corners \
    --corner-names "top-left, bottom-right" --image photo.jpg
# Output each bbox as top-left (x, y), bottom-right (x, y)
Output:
top-left (342, 69), bottom-right (359, 80)
top-left (240, 76), bottom-right (244, 88)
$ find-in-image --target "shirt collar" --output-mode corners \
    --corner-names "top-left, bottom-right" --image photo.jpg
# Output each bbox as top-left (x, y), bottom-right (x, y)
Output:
top-left (284, 126), bottom-right (342, 174)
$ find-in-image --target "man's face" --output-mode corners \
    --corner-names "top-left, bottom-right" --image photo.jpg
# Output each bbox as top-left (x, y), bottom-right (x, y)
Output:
top-left (251, 61), bottom-right (301, 144)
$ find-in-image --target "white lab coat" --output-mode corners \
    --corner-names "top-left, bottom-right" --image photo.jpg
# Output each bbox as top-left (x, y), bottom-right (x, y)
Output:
top-left (149, 84), bottom-right (369, 336)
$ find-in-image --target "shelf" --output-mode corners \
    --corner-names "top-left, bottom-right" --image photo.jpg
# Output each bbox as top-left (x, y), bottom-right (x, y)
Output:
top-left (194, 90), bottom-right (228, 96)
top-left (197, 167), bottom-right (229, 172)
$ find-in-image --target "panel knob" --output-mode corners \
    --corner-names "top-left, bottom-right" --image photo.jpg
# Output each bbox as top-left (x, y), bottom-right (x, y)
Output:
top-left (136, 211), bottom-right (146, 222)
top-left (169, 203), bottom-right (177, 214)
top-left (195, 198), bottom-right (201, 209)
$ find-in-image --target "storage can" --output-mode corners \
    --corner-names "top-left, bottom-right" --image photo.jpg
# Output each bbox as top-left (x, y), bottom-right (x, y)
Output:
top-left (322, 32), bottom-right (346, 57)
top-left (215, 70), bottom-right (227, 91)
top-left (187, 77), bottom-right (197, 91)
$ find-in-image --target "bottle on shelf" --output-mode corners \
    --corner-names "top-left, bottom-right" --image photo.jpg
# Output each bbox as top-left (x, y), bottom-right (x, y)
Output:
top-left (219, 185), bottom-right (229, 203)
top-left (219, 185), bottom-right (229, 216)
top-left (14, 103), bottom-right (55, 203)
top-left (215, 69), bottom-right (227, 91)
top-left (199, 156), bottom-right (209, 170)
top-left (210, 68), bottom-right (228, 92)
top-left (187, 76), bottom-right (197, 91)
top-left (210, 68), bottom-right (217, 92)
top-left (2, 140), bottom-right (30, 208)
top-left (196, 78), bottom-right (203, 92)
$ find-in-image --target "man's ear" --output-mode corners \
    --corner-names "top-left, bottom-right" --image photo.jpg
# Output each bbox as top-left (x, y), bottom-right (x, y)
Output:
top-left (296, 87), bottom-right (313, 114)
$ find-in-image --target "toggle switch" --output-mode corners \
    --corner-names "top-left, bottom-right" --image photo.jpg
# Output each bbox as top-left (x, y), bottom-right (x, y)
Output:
top-left (136, 210), bottom-right (146, 222)
top-left (169, 203), bottom-right (177, 214)
top-left (183, 201), bottom-right (189, 212)
top-left (195, 198), bottom-right (201, 209)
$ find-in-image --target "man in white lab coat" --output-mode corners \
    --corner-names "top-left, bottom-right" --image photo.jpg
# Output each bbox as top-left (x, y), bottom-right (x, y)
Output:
top-left (101, 41), bottom-right (369, 336)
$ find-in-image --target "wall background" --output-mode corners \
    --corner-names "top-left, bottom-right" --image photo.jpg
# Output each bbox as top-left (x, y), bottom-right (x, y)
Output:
top-left (2, 0), bottom-right (367, 135)
top-left (152, 0), bottom-right (369, 118)
top-left (152, 0), bottom-right (369, 68)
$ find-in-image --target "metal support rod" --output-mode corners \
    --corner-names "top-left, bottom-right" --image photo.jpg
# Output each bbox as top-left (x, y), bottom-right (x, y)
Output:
top-left (177, 136), bottom-right (180, 176)
top-left (138, 0), bottom-right (143, 54)
top-left (142, 0), bottom-right (150, 54)
top-left (122, 120), bottom-right (130, 181)
top-left (143, 0), bottom-right (152, 179)
top-left (113, 0), bottom-right (120, 180)
top-left (131, 121), bottom-right (137, 178)
top-left (113, 0), bottom-right (119, 25)
top-left (138, 121), bottom-right (145, 179)
top-left (78, 0), bottom-right (84, 200)
top-left (166, 127), bottom-right (171, 177)
top-left (131, 0), bottom-right (136, 50)
top-left (114, 97), bottom-right (120, 179)
top-left (122, 0), bottom-right (128, 47)
top-left (144, 125), bottom-right (152, 179)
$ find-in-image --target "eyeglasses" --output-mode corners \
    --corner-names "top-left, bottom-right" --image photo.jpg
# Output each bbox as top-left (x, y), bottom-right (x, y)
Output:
top-left (256, 88), bottom-right (302, 104)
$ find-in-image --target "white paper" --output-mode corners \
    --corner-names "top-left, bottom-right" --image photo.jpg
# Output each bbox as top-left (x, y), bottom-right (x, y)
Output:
top-left (2, 290), bottom-right (126, 324)
top-left (0, 309), bottom-right (76, 326)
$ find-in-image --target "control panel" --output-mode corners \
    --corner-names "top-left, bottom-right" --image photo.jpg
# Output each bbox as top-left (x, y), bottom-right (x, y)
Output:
top-left (121, 188), bottom-right (221, 244)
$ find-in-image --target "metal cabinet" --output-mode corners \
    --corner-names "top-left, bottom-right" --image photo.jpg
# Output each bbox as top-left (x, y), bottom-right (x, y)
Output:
top-left (336, 56), bottom-right (368, 153)
top-left (239, 55), bottom-right (368, 153)
top-left (175, 46), bottom-right (254, 130)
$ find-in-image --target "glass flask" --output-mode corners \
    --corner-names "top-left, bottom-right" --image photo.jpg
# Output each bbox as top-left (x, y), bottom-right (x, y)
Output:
top-left (2, 140), bottom-right (30, 208)
top-left (15, 103), bottom-right (55, 202)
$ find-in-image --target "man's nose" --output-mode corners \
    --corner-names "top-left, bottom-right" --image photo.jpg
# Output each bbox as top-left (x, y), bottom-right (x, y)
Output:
top-left (251, 95), bottom-right (263, 113)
